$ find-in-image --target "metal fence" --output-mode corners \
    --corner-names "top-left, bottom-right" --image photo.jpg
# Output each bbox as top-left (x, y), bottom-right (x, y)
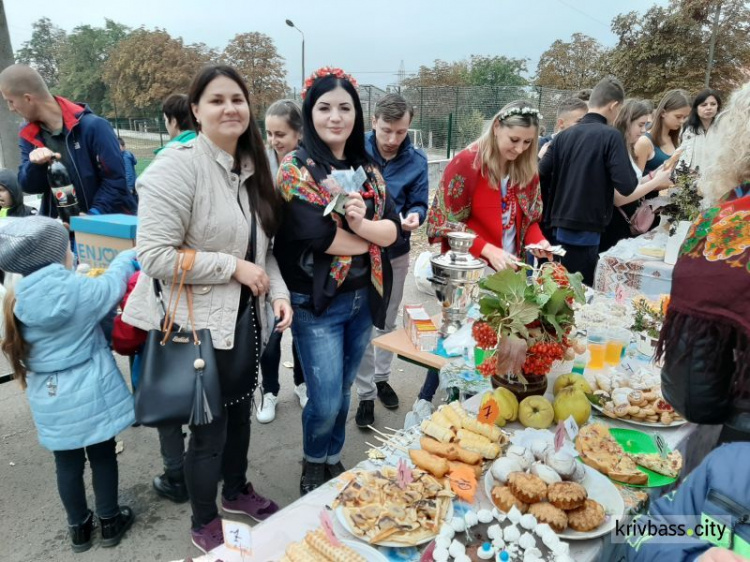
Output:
top-left (110, 85), bottom-right (575, 170)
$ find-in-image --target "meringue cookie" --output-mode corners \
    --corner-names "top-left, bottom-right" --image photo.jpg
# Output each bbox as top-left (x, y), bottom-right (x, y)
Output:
top-left (477, 542), bottom-right (495, 560)
top-left (542, 530), bottom-right (561, 550)
top-left (520, 513), bottom-right (538, 531)
top-left (450, 516), bottom-right (467, 532)
top-left (454, 555), bottom-right (472, 562)
top-left (477, 508), bottom-right (494, 524)
top-left (491, 457), bottom-right (524, 484)
top-left (503, 524), bottom-right (521, 543)
top-left (464, 510), bottom-right (479, 528)
top-left (435, 535), bottom-right (451, 550)
top-left (507, 505), bottom-right (523, 524)
top-left (524, 547), bottom-right (544, 560)
top-left (432, 546), bottom-right (450, 562)
top-left (487, 524), bottom-right (503, 541)
top-left (524, 553), bottom-right (543, 562)
top-left (492, 537), bottom-right (506, 551)
top-left (531, 461), bottom-right (563, 485)
top-left (530, 439), bottom-right (550, 461)
top-left (552, 541), bottom-right (570, 556)
top-left (449, 539), bottom-right (466, 558)
top-left (534, 523), bottom-right (552, 537)
top-left (543, 449), bottom-right (577, 478)
top-left (506, 445), bottom-right (535, 470)
top-left (493, 507), bottom-right (508, 522)
top-left (518, 532), bottom-right (537, 550)
top-left (439, 523), bottom-right (455, 540)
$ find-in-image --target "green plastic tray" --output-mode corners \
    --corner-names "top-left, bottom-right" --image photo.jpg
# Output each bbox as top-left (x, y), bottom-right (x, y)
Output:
top-left (607, 428), bottom-right (678, 488)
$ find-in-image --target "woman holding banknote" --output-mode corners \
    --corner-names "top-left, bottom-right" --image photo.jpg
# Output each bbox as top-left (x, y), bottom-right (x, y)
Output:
top-left (274, 67), bottom-right (401, 495)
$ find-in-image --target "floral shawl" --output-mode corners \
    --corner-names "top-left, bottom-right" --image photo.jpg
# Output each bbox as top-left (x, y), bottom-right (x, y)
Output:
top-left (426, 144), bottom-right (543, 250)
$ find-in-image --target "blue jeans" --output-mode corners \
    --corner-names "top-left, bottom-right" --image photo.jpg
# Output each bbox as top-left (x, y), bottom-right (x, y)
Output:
top-left (291, 289), bottom-right (372, 464)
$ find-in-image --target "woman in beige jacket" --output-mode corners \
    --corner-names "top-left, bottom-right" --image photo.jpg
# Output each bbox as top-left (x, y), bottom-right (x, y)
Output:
top-left (122, 65), bottom-right (291, 553)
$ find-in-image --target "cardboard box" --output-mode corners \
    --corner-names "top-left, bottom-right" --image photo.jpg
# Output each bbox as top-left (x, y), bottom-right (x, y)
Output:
top-left (70, 214), bottom-right (137, 269)
top-left (403, 304), bottom-right (439, 352)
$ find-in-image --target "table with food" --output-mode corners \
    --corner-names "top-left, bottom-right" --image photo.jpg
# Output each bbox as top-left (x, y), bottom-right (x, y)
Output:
top-left (184, 231), bottom-right (700, 562)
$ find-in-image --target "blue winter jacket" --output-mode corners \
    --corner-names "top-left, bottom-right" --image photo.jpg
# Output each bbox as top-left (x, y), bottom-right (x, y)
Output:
top-left (18, 96), bottom-right (137, 217)
top-left (365, 131), bottom-right (429, 258)
top-left (625, 443), bottom-right (750, 561)
top-left (15, 251), bottom-right (136, 451)
top-left (122, 150), bottom-right (138, 191)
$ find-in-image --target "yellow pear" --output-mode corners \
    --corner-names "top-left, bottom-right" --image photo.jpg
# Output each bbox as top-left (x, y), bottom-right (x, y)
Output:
top-left (493, 387), bottom-right (519, 422)
top-left (553, 374), bottom-right (592, 397)
top-left (518, 396), bottom-right (555, 429)
top-left (553, 387), bottom-right (592, 426)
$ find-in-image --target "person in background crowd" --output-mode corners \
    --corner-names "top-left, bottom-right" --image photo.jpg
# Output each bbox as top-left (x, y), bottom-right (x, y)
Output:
top-left (658, 81), bottom-right (750, 445)
top-left (574, 88), bottom-right (592, 103)
top-left (680, 88), bottom-right (722, 172)
top-left (354, 93), bottom-right (429, 429)
top-left (540, 76), bottom-right (637, 286)
top-left (416, 101), bottom-right (553, 419)
top-left (0, 217), bottom-right (137, 553)
top-left (634, 89), bottom-right (691, 175)
top-left (256, 99), bottom-right (307, 423)
top-left (642, 99), bottom-right (655, 130)
top-left (0, 169), bottom-right (35, 219)
top-left (118, 137), bottom-right (137, 198)
top-left (625, 443), bottom-right (750, 562)
top-left (538, 97), bottom-right (588, 156)
top-left (122, 65), bottom-right (291, 553)
top-left (274, 67), bottom-right (400, 495)
top-left (0, 64), bottom-right (136, 218)
top-left (600, 99), bottom-right (675, 252)
top-left (157, 93), bottom-right (197, 153)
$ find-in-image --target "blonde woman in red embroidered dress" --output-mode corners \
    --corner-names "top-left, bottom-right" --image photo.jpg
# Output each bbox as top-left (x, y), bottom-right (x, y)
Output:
top-left (427, 100), bottom-right (553, 270)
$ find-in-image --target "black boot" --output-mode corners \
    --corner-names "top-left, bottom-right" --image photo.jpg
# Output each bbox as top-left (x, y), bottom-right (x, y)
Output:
top-left (70, 510), bottom-right (94, 553)
top-left (100, 505), bottom-right (135, 548)
top-left (325, 461), bottom-right (346, 481)
top-left (300, 460), bottom-right (327, 496)
top-left (355, 400), bottom-right (375, 429)
top-left (153, 471), bottom-right (189, 503)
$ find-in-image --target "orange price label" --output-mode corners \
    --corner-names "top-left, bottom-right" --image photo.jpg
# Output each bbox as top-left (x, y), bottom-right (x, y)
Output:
top-left (477, 398), bottom-right (500, 426)
top-left (449, 465), bottom-right (477, 503)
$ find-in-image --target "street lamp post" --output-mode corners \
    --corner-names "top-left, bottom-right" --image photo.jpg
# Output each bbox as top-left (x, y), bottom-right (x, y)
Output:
top-left (285, 19), bottom-right (305, 90)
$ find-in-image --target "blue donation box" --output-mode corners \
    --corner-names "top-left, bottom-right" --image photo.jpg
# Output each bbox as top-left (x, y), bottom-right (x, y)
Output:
top-left (70, 214), bottom-right (138, 269)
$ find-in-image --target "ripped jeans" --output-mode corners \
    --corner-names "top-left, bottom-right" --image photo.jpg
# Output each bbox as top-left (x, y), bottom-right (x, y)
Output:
top-left (291, 289), bottom-right (372, 464)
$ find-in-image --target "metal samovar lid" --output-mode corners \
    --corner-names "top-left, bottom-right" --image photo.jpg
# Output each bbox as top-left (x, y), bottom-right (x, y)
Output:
top-left (430, 232), bottom-right (486, 272)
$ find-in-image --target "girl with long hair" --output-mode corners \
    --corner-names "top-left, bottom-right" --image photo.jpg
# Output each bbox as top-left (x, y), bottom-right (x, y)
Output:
top-left (0, 217), bottom-right (137, 553)
top-left (122, 65), bottom-right (292, 553)
top-left (634, 89), bottom-right (691, 174)
top-left (680, 88), bottom-right (722, 171)
top-left (273, 67), bottom-right (400, 494)
top-left (256, 99), bottom-right (306, 423)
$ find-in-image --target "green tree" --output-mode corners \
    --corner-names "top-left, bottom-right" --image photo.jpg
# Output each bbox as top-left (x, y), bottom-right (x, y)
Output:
top-left (15, 17), bottom-right (67, 88)
top-left (221, 32), bottom-right (287, 114)
top-left (57, 20), bottom-right (130, 115)
top-left (608, 0), bottom-right (750, 99)
top-left (535, 33), bottom-right (607, 90)
top-left (403, 59), bottom-right (470, 87)
top-left (103, 28), bottom-right (210, 115)
top-left (468, 55), bottom-right (528, 87)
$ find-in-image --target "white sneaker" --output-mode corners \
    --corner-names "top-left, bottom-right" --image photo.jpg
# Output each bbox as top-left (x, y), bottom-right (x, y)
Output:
top-left (294, 383), bottom-right (309, 409)
top-left (256, 393), bottom-right (278, 423)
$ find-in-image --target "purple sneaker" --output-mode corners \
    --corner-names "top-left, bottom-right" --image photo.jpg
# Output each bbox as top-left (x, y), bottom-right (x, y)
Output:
top-left (222, 483), bottom-right (279, 522)
top-left (191, 516), bottom-right (224, 554)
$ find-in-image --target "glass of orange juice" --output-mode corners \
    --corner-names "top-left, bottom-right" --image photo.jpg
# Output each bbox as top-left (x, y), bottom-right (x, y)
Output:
top-left (605, 328), bottom-right (631, 366)
top-left (587, 329), bottom-right (607, 370)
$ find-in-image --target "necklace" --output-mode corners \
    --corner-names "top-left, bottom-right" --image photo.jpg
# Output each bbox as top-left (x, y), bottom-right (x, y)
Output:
top-left (500, 179), bottom-right (517, 228)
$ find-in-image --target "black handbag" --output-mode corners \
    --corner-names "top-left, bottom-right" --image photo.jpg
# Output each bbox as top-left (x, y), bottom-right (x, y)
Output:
top-left (134, 249), bottom-right (223, 427)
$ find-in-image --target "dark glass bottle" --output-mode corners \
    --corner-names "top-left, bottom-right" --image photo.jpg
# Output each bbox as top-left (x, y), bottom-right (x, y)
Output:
top-left (47, 158), bottom-right (80, 223)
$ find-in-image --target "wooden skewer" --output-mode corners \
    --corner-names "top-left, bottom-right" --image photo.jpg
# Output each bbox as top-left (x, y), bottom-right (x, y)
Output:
top-left (365, 441), bottom-right (384, 451)
top-left (384, 426), bottom-right (404, 434)
top-left (367, 425), bottom-right (399, 439)
top-left (372, 435), bottom-right (409, 454)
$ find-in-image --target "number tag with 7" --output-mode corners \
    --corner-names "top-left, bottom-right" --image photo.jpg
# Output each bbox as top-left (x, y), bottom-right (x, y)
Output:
top-left (478, 397), bottom-right (500, 426)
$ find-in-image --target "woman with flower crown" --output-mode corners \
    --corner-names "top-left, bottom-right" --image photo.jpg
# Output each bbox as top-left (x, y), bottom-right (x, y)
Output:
top-left (274, 67), bottom-right (401, 494)
top-left (412, 101), bottom-right (553, 417)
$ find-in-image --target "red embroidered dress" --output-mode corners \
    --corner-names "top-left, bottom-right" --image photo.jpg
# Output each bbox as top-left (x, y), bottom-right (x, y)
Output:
top-left (426, 145), bottom-right (545, 260)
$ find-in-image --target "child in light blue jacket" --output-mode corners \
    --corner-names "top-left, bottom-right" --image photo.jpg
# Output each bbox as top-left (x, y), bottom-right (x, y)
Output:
top-left (0, 217), bottom-right (137, 553)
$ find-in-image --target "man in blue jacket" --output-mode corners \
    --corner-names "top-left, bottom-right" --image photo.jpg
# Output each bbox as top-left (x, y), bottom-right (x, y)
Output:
top-left (0, 64), bottom-right (137, 220)
top-left (355, 94), bottom-right (429, 428)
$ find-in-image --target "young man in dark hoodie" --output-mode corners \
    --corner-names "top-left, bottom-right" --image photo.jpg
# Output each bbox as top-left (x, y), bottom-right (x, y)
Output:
top-left (539, 77), bottom-right (637, 285)
top-left (0, 64), bottom-right (136, 220)
top-left (0, 169), bottom-right (36, 218)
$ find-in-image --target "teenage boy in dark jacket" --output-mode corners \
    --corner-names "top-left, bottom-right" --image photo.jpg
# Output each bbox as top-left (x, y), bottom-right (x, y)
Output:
top-left (354, 94), bottom-right (429, 428)
top-left (0, 168), bottom-right (35, 218)
top-left (539, 77), bottom-right (637, 285)
top-left (0, 64), bottom-right (137, 220)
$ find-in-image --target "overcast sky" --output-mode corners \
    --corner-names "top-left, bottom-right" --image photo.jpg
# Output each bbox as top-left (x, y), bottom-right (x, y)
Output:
top-left (5, 0), bottom-right (669, 89)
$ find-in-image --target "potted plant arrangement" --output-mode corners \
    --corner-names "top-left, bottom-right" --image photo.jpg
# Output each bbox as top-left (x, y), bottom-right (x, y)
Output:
top-left (661, 162), bottom-right (703, 264)
top-left (471, 262), bottom-right (586, 400)
top-left (631, 295), bottom-right (670, 357)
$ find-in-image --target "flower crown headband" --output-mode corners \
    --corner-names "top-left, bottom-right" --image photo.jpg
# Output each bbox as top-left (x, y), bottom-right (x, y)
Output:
top-left (301, 66), bottom-right (359, 100)
top-left (497, 106), bottom-right (543, 122)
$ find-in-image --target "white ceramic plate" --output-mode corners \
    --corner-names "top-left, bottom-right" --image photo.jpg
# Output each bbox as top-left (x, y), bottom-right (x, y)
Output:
top-left (591, 402), bottom-right (687, 428)
top-left (483, 464), bottom-right (625, 540)
top-left (335, 502), bottom-right (453, 548)
top-left (341, 539), bottom-right (389, 561)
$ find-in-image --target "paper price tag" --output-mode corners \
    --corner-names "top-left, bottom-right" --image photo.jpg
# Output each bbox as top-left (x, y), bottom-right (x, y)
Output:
top-left (554, 421), bottom-right (566, 452)
top-left (397, 458), bottom-right (413, 489)
top-left (564, 415), bottom-right (579, 441)
top-left (477, 398), bottom-right (500, 426)
top-left (319, 509), bottom-right (342, 547)
top-left (222, 518), bottom-right (253, 556)
top-left (615, 285), bottom-right (626, 305)
top-left (449, 465), bottom-right (477, 503)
